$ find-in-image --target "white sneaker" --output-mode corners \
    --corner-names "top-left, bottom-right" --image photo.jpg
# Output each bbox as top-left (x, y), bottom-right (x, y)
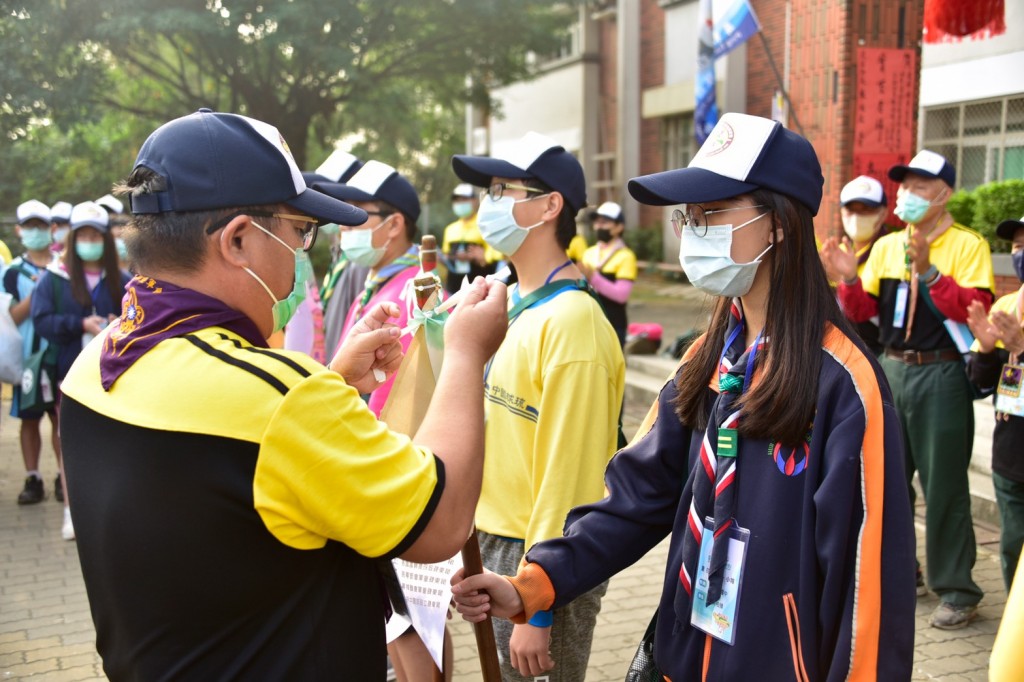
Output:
top-left (62, 506), bottom-right (75, 541)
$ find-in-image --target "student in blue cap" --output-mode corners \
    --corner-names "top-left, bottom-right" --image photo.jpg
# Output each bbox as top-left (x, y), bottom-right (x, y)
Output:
top-left (452, 113), bottom-right (915, 681)
top-left (57, 109), bottom-right (508, 679)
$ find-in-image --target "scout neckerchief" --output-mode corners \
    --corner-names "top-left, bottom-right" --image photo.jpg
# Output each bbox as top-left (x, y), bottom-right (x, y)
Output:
top-left (353, 246), bottom-right (419, 320)
top-left (320, 253), bottom-right (348, 304)
top-left (679, 300), bottom-right (762, 606)
top-left (100, 275), bottom-right (265, 390)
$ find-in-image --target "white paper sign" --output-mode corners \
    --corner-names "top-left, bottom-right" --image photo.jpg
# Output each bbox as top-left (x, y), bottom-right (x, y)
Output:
top-left (385, 554), bottom-right (463, 670)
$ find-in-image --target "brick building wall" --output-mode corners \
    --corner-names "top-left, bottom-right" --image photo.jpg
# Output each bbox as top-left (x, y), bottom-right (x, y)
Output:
top-left (637, 0), bottom-right (666, 231)
top-left (747, 0), bottom-right (925, 241)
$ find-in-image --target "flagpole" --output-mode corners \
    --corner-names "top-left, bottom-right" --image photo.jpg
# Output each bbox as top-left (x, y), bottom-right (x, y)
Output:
top-left (755, 30), bottom-right (805, 136)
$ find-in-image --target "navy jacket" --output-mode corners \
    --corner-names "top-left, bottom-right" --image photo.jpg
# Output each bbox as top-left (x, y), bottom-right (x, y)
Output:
top-left (521, 326), bottom-right (916, 681)
top-left (31, 266), bottom-right (130, 382)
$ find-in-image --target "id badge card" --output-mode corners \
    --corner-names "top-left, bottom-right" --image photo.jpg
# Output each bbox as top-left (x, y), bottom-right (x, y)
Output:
top-left (690, 517), bottom-right (750, 645)
top-left (995, 363), bottom-right (1024, 418)
top-left (892, 281), bottom-right (909, 329)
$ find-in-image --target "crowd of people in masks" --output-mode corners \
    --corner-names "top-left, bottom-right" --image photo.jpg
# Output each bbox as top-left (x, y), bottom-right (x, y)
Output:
top-left (5, 107), bottom-right (1023, 680)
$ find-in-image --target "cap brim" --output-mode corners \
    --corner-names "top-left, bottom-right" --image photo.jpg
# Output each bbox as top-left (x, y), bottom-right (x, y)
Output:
top-left (996, 219), bottom-right (1024, 241)
top-left (628, 167), bottom-right (759, 206)
top-left (888, 165), bottom-right (944, 183)
top-left (286, 187), bottom-right (368, 226)
top-left (840, 198), bottom-right (884, 209)
top-left (302, 171), bottom-right (329, 186)
top-left (451, 155), bottom-right (531, 187)
top-left (19, 213), bottom-right (50, 224)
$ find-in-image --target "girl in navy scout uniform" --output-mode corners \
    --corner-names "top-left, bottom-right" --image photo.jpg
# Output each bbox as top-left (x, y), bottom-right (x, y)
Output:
top-left (452, 113), bottom-right (916, 681)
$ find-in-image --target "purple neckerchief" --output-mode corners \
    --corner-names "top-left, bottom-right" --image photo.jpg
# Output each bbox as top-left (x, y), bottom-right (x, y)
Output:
top-left (100, 275), bottom-right (266, 390)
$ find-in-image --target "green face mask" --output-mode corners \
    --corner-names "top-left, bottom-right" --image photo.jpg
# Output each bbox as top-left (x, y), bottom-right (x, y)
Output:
top-left (75, 241), bottom-right (105, 262)
top-left (243, 222), bottom-right (313, 333)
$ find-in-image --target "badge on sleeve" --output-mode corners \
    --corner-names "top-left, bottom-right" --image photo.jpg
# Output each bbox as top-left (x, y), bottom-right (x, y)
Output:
top-left (691, 517), bottom-right (750, 645)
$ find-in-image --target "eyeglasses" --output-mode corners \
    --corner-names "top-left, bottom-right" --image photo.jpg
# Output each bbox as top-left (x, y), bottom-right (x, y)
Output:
top-left (670, 204), bottom-right (769, 238)
top-left (484, 183), bottom-right (546, 202)
top-left (206, 211), bottom-right (319, 251)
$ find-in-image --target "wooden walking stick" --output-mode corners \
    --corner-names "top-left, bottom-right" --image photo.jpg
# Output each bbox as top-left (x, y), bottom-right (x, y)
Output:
top-left (461, 529), bottom-right (502, 681)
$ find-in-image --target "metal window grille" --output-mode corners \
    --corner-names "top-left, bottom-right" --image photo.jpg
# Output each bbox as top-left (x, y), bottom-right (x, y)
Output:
top-left (921, 95), bottom-right (1024, 190)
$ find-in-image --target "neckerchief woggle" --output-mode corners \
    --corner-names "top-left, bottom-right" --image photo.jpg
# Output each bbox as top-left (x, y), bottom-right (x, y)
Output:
top-left (679, 299), bottom-right (762, 606)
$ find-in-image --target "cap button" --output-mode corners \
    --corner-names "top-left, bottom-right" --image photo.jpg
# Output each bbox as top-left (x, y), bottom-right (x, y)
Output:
top-left (197, 107), bottom-right (212, 113)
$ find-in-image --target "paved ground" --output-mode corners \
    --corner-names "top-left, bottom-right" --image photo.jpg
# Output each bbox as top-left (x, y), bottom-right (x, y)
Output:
top-left (0, 276), bottom-right (1009, 680)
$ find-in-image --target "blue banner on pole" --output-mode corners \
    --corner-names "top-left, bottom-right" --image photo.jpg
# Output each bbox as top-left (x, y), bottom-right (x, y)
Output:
top-left (696, 0), bottom-right (761, 144)
top-left (714, 0), bottom-right (762, 59)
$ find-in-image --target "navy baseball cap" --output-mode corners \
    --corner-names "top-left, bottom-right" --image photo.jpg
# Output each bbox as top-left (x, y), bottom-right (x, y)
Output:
top-left (312, 160), bottom-right (421, 222)
top-left (628, 113), bottom-right (824, 216)
top-left (888, 150), bottom-right (956, 188)
top-left (129, 109), bottom-right (366, 226)
top-left (452, 131), bottom-right (587, 213)
top-left (840, 175), bottom-right (887, 208)
top-left (996, 216), bottom-right (1024, 241)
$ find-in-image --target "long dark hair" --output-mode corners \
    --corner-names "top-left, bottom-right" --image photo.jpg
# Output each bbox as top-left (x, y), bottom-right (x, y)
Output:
top-left (67, 228), bottom-right (124, 311)
top-left (674, 189), bottom-right (854, 446)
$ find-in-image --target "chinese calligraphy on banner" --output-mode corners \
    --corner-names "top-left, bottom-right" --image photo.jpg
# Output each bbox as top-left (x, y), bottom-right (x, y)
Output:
top-left (853, 47), bottom-right (919, 220)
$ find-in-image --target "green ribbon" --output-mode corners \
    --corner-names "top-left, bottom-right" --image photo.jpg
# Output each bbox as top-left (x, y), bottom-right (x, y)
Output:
top-left (719, 373), bottom-right (744, 394)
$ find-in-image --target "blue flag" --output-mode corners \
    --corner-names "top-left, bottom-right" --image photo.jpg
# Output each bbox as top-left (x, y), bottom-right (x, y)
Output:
top-left (696, 0), bottom-right (762, 144)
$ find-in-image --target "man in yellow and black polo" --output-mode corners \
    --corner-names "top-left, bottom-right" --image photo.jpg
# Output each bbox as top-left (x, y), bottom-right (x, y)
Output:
top-left (59, 109), bottom-right (507, 679)
top-left (825, 150), bottom-right (994, 630)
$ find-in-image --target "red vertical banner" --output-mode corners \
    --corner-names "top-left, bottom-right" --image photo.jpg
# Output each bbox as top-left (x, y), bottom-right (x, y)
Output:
top-left (853, 47), bottom-right (919, 224)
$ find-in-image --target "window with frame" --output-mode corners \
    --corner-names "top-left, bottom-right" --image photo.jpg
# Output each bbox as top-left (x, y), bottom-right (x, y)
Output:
top-left (921, 95), bottom-right (1024, 190)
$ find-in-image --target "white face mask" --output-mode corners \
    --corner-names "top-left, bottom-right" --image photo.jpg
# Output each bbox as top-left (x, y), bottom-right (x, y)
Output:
top-left (678, 212), bottom-right (772, 298)
top-left (842, 212), bottom-right (879, 242)
top-left (476, 194), bottom-right (547, 256)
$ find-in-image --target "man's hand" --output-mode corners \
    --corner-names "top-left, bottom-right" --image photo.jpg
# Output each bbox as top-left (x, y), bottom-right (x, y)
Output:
top-left (329, 302), bottom-right (403, 393)
top-left (578, 262), bottom-right (594, 280)
top-left (819, 236), bottom-right (857, 283)
top-left (907, 227), bottom-right (932, 274)
top-left (966, 300), bottom-right (998, 353)
top-left (450, 567), bottom-right (525, 622)
top-left (466, 244), bottom-right (487, 267)
top-left (510, 623), bottom-right (554, 677)
top-left (990, 309), bottom-right (1024, 356)
top-left (443, 277), bottom-right (508, 365)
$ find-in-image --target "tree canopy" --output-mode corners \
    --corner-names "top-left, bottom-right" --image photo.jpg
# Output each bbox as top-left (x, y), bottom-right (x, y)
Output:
top-left (0, 0), bottom-right (575, 221)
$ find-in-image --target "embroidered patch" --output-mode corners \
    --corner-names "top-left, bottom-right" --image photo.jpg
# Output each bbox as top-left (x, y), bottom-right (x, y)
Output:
top-left (768, 428), bottom-right (812, 477)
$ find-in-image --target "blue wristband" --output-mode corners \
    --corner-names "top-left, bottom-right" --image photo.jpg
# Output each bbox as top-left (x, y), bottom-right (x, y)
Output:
top-left (528, 609), bottom-right (553, 627)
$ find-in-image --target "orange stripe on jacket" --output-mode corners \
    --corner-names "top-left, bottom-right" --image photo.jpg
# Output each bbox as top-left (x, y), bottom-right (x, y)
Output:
top-left (822, 324), bottom-right (885, 680)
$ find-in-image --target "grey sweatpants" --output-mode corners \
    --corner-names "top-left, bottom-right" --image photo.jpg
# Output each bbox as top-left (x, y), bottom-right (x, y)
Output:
top-left (478, 530), bottom-right (607, 682)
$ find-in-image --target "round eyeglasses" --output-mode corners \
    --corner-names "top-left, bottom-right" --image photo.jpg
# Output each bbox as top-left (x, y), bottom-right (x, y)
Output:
top-left (670, 204), bottom-right (769, 238)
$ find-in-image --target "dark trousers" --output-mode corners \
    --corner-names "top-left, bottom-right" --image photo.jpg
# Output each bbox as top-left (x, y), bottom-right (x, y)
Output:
top-left (882, 356), bottom-right (983, 606)
top-left (994, 471), bottom-right (1024, 591)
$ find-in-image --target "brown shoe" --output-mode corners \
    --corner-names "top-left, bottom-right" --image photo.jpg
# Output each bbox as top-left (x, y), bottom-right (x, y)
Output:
top-left (929, 602), bottom-right (978, 630)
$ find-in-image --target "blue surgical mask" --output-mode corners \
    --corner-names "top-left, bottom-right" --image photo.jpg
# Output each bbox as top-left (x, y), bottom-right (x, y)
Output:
top-left (20, 228), bottom-right (51, 251)
top-left (894, 189), bottom-right (946, 224)
top-left (340, 215), bottom-right (393, 267)
top-left (53, 227), bottom-right (70, 246)
top-left (452, 202), bottom-right (474, 219)
top-left (477, 194), bottom-right (547, 256)
top-left (75, 241), bottom-right (105, 262)
top-left (243, 221), bottom-right (313, 333)
top-left (1013, 250), bottom-right (1024, 283)
top-left (115, 237), bottom-right (128, 260)
top-left (678, 212), bottom-right (772, 298)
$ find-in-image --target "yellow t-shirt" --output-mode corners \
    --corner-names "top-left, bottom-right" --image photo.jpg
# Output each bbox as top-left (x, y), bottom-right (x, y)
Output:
top-left (566, 234), bottom-right (588, 263)
top-left (581, 242), bottom-right (638, 282)
top-left (0, 240), bottom-right (12, 265)
top-left (61, 325), bottom-right (439, 557)
top-left (477, 287), bottom-right (625, 551)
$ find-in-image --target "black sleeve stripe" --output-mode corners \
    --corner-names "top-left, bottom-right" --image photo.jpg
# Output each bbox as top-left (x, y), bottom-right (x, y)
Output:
top-left (214, 333), bottom-right (313, 379)
top-left (184, 334), bottom-right (289, 395)
top-left (385, 455), bottom-right (446, 560)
